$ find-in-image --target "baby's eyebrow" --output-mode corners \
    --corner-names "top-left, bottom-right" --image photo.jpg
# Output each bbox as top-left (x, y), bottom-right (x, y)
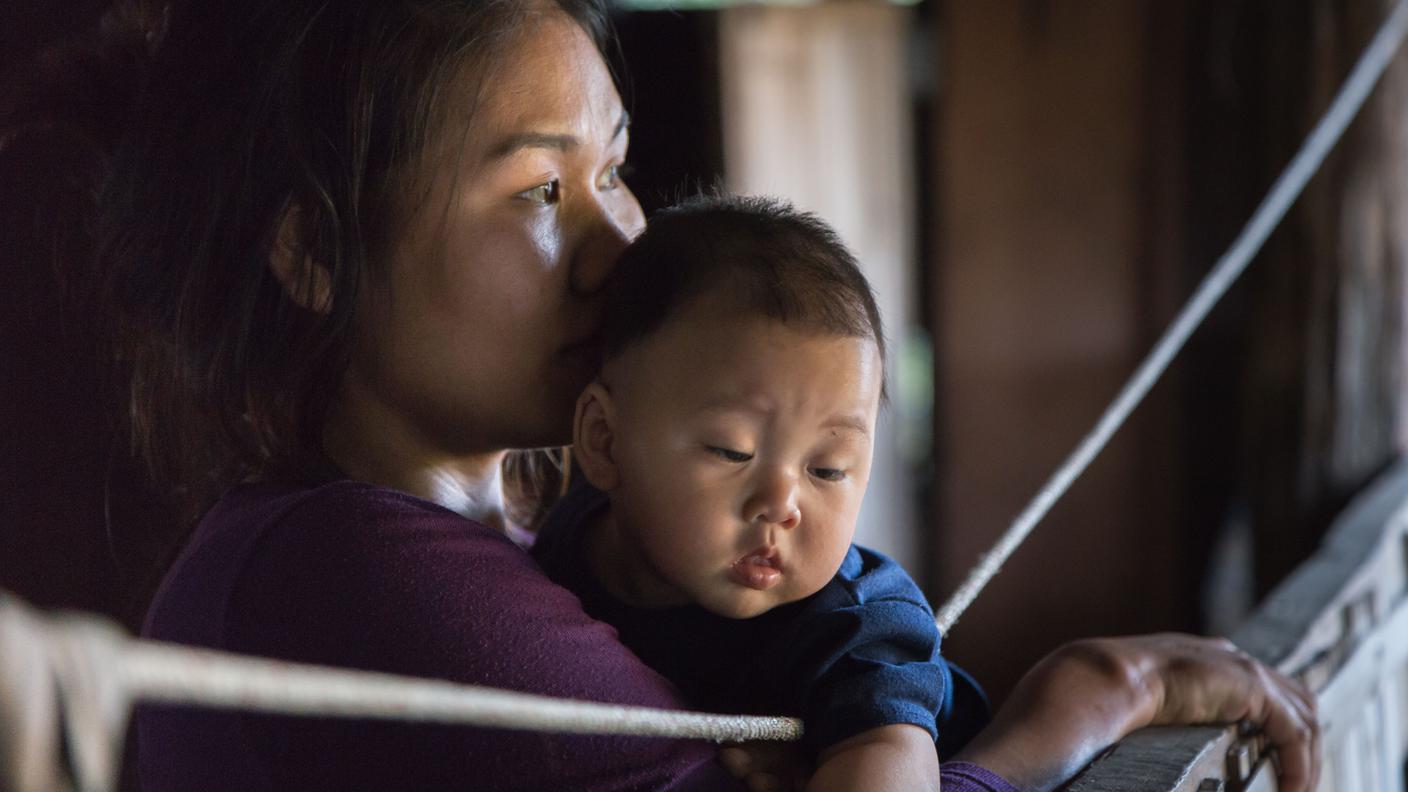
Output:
top-left (823, 415), bottom-right (870, 436)
top-left (698, 396), bottom-right (771, 418)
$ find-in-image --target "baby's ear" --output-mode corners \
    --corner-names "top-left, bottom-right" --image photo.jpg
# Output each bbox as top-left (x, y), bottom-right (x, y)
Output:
top-left (268, 203), bottom-right (333, 314)
top-left (573, 381), bottom-right (620, 491)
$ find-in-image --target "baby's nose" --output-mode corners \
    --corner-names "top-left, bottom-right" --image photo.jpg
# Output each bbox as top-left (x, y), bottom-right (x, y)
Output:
top-left (745, 474), bottom-right (800, 528)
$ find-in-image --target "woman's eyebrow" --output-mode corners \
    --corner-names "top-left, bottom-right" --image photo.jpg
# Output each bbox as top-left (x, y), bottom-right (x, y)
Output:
top-left (485, 111), bottom-right (631, 161)
top-left (488, 131), bottom-right (577, 159)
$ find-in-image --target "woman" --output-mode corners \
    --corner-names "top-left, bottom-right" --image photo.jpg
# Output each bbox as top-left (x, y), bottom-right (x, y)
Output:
top-left (99, 0), bottom-right (1320, 790)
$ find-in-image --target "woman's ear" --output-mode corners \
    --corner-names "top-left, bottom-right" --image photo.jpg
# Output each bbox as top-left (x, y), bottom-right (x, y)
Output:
top-left (574, 382), bottom-right (620, 491)
top-left (268, 204), bottom-right (333, 313)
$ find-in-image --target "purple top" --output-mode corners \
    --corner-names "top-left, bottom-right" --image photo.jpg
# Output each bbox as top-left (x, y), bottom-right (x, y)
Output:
top-left (137, 480), bottom-right (1018, 792)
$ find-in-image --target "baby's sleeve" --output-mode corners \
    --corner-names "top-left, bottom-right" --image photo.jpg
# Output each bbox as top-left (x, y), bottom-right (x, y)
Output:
top-left (775, 546), bottom-right (988, 756)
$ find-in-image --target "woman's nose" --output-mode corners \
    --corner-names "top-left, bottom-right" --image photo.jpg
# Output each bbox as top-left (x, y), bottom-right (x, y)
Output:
top-left (744, 473), bottom-right (801, 529)
top-left (569, 190), bottom-right (645, 296)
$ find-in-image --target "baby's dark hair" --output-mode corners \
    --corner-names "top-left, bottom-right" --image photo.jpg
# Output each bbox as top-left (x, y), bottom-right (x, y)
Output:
top-left (602, 194), bottom-right (886, 379)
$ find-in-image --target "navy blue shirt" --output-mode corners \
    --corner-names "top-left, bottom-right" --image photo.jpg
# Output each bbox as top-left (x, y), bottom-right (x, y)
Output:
top-left (533, 483), bottom-right (990, 757)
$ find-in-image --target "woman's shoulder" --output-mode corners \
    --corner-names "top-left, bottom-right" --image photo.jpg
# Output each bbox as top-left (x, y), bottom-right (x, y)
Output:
top-left (144, 479), bottom-right (523, 653)
top-left (210, 477), bottom-right (500, 535)
top-left (141, 478), bottom-right (739, 790)
top-left (219, 478), bottom-right (586, 674)
top-left (146, 476), bottom-right (671, 693)
top-left (211, 478), bottom-right (528, 579)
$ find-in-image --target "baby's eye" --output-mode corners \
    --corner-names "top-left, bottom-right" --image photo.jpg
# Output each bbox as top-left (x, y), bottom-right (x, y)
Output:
top-left (708, 446), bottom-right (753, 463)
top-left (810, 467), bottom-right (846, 482)
top-left (517, 179), bottom-right (560, 206)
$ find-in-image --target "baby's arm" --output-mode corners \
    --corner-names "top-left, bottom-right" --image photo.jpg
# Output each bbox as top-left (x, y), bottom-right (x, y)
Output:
top-left (806, 723), bottom-right (939, 792)
top-left (771, 546), bottom-right (953, 791)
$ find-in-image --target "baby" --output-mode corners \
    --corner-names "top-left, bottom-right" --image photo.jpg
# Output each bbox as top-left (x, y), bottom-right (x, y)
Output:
top-left (532, 194), bottom-right (987, 791)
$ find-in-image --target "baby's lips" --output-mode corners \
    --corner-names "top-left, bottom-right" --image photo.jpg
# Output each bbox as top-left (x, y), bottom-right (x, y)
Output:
top-left (738, 551), bottom-right (773, 567)
top-left (730, 547), bottom-right (783, 590)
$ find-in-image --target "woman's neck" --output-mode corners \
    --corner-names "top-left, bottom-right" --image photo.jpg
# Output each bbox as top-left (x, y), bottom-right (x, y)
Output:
top-left (322, 389), bottom-right (514, 532)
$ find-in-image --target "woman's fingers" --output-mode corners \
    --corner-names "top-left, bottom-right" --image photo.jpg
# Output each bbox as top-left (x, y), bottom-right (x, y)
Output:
top-left (1256, 677), bottom-right (1314, 791)
top-left (1234, 653), bottom-right (1318, 792)
top-left (718, 742), bottom-right (810, 791)
top-left (1260, 666), bottom-right (1320, 792)
top-left (1147, 635), bottom-right (1320, 792)
top-left (719, 745), bottom-right (752, 779)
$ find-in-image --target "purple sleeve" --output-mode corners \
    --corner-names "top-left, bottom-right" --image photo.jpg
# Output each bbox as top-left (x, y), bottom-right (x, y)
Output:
top-left (140, 481), bottom-right (741, 792)
top-left (941, 761), bottom-right (1023, 792)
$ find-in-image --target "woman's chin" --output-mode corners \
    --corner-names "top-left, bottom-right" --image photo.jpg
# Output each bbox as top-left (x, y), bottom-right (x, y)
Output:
top-left (501, 399), bottom-right (576, 451)
top-left (557, 342), bottom-right (604, 389)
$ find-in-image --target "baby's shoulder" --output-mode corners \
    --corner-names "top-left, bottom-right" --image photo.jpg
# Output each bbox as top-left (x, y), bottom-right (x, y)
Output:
top-left (822, 544), bottom-right (933, 612)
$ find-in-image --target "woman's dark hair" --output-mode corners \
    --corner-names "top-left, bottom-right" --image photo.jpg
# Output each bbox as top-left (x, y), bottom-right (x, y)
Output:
top-left (99, 0), bottom-right (617, 524)
top-left (602, 193), bottom-right (887, 381)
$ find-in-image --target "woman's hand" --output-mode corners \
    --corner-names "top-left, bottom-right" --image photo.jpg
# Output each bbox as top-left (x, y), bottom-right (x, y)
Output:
top-left (719, 741), bottom-right (811, 792)
top-left (953, 634), bottom-right (1320, 792)
top-left (1141, 634), bottom-right (1319, 790)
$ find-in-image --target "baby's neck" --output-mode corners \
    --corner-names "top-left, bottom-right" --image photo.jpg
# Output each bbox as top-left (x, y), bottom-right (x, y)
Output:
top-left (585, 508), bottom-right (692, 610)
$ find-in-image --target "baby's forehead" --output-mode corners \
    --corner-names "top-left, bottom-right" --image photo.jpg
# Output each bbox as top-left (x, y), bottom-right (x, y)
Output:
top-left (609, 296), bottom-right (879, 362)
top-left (601, 306), bottom-right (883, 404)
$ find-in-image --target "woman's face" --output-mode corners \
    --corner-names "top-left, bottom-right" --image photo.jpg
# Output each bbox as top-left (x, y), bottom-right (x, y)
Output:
top-left (345, 11), bottom-right (644, 456)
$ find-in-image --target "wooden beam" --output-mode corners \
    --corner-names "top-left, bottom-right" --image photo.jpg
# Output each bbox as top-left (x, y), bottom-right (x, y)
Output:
top-left (1070, 458), bottom-right (1408, 790)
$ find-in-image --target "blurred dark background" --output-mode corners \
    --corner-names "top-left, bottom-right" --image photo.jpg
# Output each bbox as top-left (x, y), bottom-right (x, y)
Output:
top-left (3, 0), bottom-right (1405, 720)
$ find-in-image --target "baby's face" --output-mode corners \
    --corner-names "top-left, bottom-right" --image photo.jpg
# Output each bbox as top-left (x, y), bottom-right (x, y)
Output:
top-left (598, 305), bottom-right (883, 618)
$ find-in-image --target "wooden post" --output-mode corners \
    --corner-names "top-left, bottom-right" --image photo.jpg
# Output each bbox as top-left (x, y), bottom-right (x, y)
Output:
top-left (931, 0), bottom-right (1191, 699)
top-left (1225, 0), bottom-right (1408, 596)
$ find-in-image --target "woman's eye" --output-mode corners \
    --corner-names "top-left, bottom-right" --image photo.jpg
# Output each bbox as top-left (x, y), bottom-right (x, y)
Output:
top-left (518, 179), bottom-right (560, 206)
top-left (708, 446), bottom-right (753, 463)
top-left (810, 467), bottom-right (846, 482)
top-left (598, 164), bottom-right (620, 190)
top-left (599, 160), bottom-right (639, 191)
top-left (599, 162), bottom-right (633, 191)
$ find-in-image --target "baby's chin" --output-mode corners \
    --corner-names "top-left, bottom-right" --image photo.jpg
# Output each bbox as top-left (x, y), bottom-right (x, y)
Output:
top-left (697, 583), bottom-right (819, 620)
top-left (703, 599), bottom-right (778, 620)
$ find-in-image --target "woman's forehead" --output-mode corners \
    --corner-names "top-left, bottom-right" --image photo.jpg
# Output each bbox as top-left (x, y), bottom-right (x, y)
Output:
top-left (458, 12), bottom-right (624, 159)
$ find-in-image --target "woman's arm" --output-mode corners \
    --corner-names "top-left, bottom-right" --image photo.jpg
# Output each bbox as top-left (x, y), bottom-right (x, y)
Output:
top-left (953, 634), bottom-right (1320, 792)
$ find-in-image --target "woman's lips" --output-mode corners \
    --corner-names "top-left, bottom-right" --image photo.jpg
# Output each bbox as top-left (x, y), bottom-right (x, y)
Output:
top-left (730, 546), bottom-right (782, 590)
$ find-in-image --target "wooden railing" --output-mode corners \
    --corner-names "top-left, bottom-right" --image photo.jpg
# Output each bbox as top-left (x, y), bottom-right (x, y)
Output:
top-left (1067, 459), bottom-right (1408, 791)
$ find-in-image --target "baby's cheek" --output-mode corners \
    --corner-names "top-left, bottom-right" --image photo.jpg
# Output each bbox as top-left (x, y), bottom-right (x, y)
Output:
top-left (813, 527), bottom-right (854, 584)
top-left (794, 547), bottom-right (843, 599)
top-left (657, 530), bottom-right (710, 576)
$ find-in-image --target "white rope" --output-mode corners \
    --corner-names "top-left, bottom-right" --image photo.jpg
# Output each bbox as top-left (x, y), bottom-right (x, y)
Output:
top-left (121, 645), bottom-right (802, 742)
top-left (933, 0), bottom-right (1408, 635)
top-left (0, 593), bottom-right (802, 792)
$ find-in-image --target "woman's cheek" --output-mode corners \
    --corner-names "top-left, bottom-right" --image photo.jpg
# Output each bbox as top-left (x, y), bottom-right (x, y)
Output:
top-left (525, 212), bottom-right (564, 274)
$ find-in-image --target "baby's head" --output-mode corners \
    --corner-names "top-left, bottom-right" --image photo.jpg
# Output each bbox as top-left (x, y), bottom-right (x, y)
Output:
top-left (573, 194), bottom-right (885, 618)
